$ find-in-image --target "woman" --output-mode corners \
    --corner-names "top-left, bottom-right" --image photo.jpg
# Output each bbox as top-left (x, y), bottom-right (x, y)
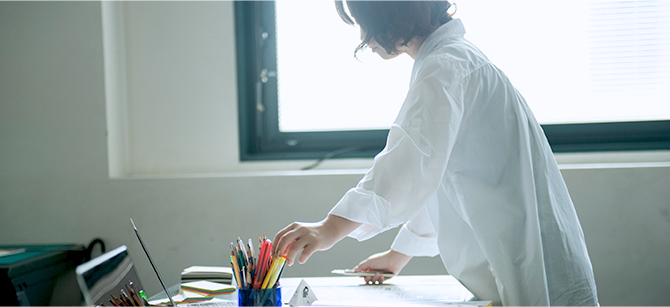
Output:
top-left (273, 1), bottom-right (599, 305)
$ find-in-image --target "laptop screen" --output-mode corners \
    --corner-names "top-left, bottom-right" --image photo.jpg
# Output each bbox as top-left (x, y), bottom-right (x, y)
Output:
top-left (75, 245), bottom-right (144, 305)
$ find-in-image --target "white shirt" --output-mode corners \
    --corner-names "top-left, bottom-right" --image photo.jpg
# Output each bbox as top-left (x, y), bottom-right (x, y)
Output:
top-left (329, 19), bottom-right (599, 306)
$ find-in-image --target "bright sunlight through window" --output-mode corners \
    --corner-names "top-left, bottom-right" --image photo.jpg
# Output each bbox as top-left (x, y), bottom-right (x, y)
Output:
top-left (275, 0), bottom-right (670, 132)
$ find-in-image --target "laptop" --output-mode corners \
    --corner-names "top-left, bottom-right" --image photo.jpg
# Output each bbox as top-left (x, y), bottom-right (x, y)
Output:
top-left (75, 219), bottom-right (235, 306)
top-left (75, 245), bottom-right (145, 306)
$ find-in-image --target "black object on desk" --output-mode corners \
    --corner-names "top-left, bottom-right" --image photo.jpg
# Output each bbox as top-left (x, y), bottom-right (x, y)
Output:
top-left (0, 244), bottom-right (86, 306)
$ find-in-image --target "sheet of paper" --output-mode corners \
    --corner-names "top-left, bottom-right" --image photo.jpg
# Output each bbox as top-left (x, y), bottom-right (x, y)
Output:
top-left (307, 284), bottom-right (467, 302)
top-left (280, 276), bottom-right (486, 307)
top-left (312, 299), bottom-right (491, 307)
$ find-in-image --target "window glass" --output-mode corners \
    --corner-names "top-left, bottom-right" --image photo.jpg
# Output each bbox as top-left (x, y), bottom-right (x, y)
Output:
top-left (274, 0), bottom-right (670, 132)
top-left (459, 0), bottom-right (670, 124)
top-left (275, 0), bottom-right (412, 132)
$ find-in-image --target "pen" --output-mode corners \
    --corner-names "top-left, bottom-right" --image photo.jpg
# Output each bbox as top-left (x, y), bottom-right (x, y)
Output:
top-left (246, 266), bottom-right (252, 289)
top-left (238, 238), bottom-right (248, 267)
top-left (126, 283), bottom-right (143, 306)
top-left (261, 240), bottom-right (273, 283)
top-left (248, 238), bottom-right (255, 272)
top-left (267, 257), bottom-right (286, 289)
top-left (252, 239), bottom-right (271, 289)
top-left (110, 294), bottom-right (123, 306)
top-left (120, 289), bottom-right (135, 306)
top-left (261, 251), bottom-right (280, 289)
top-left (267, 249), bottom-right (288, 289)
top-left (138, 290), bottom-right (149, 306)
top-left (230, 243), bottom-right (243, 288)
top-left (237, 242), bottom-right (246, 274)
top-left (241, 264), bottom-right (247, 288)
top-left (273, 243), bottom-right (293, 286)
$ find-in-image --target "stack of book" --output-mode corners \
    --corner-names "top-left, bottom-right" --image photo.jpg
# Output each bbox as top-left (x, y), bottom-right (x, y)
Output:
top-left (180, 280), bottom-right (236, 302)
top-left (181, 266), bottom-right (234, 285)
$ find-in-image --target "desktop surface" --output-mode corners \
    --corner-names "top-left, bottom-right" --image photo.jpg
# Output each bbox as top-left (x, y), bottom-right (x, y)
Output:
top-left (150, 275), bottom-right (488, 306)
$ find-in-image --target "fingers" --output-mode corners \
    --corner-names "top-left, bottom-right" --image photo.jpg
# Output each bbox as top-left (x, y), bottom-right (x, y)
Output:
top-left (298, 242), bottom-right (318, 264)
top-left (355, 265), bottom-right (373, 284)
top-left (272, 222), bottom-right (300, 255)
top-left (273, 222), bottom-right (319, 266)
top-left (363, 273), bottom-right (385, 285)
top-left (377, 273), bottom-right (386, 284)
top-left (273, 222), bottom-right (298, 253)
top-left (273, 220), bottom-right (332, 266)
top-left (285, 239), bottom-right (307, 266)
top-left (355, 263), bottom-right (385, 285)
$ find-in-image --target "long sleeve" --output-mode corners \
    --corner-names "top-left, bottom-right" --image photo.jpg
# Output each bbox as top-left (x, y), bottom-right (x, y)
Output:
top-left (390, 204), bottom-right (440, 257)
top-left (329, 56), bottom-right (464, 241)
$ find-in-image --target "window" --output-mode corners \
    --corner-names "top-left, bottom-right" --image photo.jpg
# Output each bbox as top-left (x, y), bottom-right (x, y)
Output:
top-left (235, 1), bottom-right (670, 161)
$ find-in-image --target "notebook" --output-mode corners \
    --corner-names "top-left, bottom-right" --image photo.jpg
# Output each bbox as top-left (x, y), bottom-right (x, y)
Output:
top-left (74, 219), bottom-right (236, 306)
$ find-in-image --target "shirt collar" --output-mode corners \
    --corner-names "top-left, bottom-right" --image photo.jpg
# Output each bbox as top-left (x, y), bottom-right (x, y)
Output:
top-left (415, 18), bottom-right (466, 61)
top-left (410, 19), bottom-right (466, 83)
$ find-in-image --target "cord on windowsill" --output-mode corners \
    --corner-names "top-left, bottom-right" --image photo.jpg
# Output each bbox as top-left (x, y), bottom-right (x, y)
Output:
top-left (301, 146), bottom-right (362, 171)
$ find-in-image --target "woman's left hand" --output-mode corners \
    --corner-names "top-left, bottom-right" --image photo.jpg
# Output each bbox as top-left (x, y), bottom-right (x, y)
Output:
top-left (354, 249), bottom-right (412, 284)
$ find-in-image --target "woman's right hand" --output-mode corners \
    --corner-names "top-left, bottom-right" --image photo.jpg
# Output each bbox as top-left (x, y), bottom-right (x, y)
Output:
top-left (354, 249), bottom-right (413, 284)
top-left (273, 215), bottom-right (361, 267)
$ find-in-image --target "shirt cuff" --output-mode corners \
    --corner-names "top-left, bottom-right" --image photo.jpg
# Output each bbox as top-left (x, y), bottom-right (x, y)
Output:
top-left (328, 187), bottom-right (405, 241)
top-left (390, 223), bottom-right (440, 257)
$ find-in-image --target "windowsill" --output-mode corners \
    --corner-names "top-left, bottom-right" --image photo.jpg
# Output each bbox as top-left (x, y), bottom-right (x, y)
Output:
top-left (109, 150), bottom-right (670, 180)
top-left (554, 150), bottom-right (670, 169)
top-left (115, 168), bottom-right (369, 180)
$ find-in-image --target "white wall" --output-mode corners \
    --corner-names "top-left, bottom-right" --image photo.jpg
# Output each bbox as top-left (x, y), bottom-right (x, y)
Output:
top-left (0, 2), bottom-right (669, 305)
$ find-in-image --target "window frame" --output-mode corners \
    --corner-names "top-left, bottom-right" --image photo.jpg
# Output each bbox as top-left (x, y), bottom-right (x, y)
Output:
top-left (234, 1), bottom-right (670, 161)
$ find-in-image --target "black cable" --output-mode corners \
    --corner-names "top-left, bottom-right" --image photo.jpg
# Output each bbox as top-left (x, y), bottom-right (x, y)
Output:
top-left (301, 146), bottom-right (362, 171)
top-left (84, 238), bottom-right (106, 261)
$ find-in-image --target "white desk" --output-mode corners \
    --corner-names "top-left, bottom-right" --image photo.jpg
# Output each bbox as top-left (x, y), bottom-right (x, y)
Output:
top-left (150, 275), bottom-right (490, 307)
top-left (280, 275), bottom-right (487, 306)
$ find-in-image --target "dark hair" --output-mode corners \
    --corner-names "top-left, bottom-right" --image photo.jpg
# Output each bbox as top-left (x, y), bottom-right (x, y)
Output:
top-left (335, 1), bottom-right (453, 56)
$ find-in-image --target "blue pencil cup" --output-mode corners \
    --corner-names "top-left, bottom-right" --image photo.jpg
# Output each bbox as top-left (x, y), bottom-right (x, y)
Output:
top-left (238, 286), bottom-right (281, 306)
